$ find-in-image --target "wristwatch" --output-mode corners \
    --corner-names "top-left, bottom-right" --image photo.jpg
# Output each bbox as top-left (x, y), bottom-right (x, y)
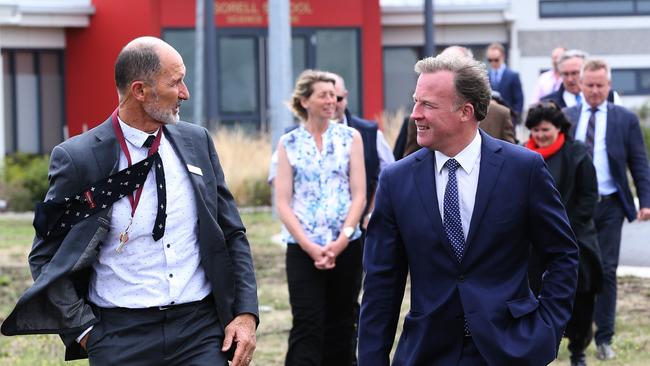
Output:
top-left (342, 226), bottom-right (355, 240)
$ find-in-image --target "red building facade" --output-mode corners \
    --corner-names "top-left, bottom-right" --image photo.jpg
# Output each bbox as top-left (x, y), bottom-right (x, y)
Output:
top-left (65, 0), bottom-right (383, 136)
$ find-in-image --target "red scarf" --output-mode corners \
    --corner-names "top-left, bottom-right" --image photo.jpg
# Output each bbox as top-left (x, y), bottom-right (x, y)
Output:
top-left (525, 132), bottom-right (565, 160)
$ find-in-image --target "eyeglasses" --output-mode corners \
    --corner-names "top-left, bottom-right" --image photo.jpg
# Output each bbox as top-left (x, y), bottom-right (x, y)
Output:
top-left (487, 58), bottom-right (500, 63)
top-left (336, 96), bottom-right (345, 102)
top-left (560, 71), bottom-right (580, 77)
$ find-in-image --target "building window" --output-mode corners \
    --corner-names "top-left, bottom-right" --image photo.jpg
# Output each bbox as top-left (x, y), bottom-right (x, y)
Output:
top-left (612, 68), bottom-right (650, 96)
top-left (539, 0), bottom-right (650, 17)
top-left (2, 49), bottom-right (64, 154)
top-left (314, 29), bottom-right (361, 115)
top-left (383, 47), bottom-right (419, 113)
top-left (163, 27), bottom-right (361, 130)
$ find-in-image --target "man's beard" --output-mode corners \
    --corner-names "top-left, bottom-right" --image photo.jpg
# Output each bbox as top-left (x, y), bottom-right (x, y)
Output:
top-left (143, 90), bottom-right (181, 125)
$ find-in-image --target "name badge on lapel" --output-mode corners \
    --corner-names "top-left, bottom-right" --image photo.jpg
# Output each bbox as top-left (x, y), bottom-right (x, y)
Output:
top-left (187, 164), bottom-right (203, 176)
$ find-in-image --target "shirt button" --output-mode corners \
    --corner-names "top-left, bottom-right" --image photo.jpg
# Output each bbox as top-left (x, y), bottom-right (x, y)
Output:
top-left (169, 274), bottom-right (173, 278)
top-left (167, 244), bottom-right (171, 248)
top-left (458, 275), bottom-right (465, 282)
top-left (170, 301), bottom-right (175, 305)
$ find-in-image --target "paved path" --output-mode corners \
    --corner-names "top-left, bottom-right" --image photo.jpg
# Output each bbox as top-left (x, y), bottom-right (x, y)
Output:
top-left (618, 220), bottom-right (650, 278)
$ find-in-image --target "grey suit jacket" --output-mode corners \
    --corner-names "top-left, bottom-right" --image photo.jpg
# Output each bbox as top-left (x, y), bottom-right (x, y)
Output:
top-left (1, 117), bottom-right (259, 360)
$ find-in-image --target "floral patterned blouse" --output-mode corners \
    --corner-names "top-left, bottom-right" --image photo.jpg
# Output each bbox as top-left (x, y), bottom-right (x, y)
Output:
top-left (281, 122), bottom-right (362, 246)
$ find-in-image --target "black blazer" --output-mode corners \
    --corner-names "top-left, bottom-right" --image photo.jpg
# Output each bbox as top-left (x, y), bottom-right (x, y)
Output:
top-left (1, 118), bottom-right (259, 360)
top-left (529, 140), bottom-right (602, 293)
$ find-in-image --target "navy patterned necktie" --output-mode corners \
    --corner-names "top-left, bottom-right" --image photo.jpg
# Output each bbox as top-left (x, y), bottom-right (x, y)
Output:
top-left (443, 158), bottom-right (465, 262)
top-left (585, 107), bottom-right (598, 159)
top-left (143, 135), bottom-right (167, 241)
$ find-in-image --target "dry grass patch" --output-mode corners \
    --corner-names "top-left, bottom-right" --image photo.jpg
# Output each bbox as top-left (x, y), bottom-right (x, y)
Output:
top-left (212, 128), bottom-right (272, 206)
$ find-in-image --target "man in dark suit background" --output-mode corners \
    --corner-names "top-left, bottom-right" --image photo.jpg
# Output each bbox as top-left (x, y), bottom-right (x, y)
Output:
top-left (542, 49), bottom-right (619, 109)
top-left (486, 42), bottom-right (524, 121)
top-left (1, 37), bottom-right (258, 366)
top-left (359, 52), bottom-right (578, 365)
top-left (564, 59), bottom-right (650, 361)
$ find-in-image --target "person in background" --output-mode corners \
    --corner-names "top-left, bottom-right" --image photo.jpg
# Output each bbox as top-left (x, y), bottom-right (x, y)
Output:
top-left (564, 59), bottom-right (650, 361)
top-left (275, 69), bottom-right (366, 366)
top-left (525, 101), bottom-right (603, 366)
top-left (531, 46), bottom-right (566, 103)
top-left (541, 49), bottom-right (620, 108)
top-left (485, 42), bottom-right (524, 122)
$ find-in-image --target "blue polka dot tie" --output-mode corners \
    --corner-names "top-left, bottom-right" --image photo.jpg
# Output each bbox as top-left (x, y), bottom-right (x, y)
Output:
top-left (444, 158), bottom-right (471, 335)
top-left (443, 158), bottom-right (465, 262)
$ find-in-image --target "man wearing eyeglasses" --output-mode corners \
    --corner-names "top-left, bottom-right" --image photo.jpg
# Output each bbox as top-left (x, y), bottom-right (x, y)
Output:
top-left (485, 42), bottom-right (524, 121)
top-left (541, 49), bottom-right (620, 108)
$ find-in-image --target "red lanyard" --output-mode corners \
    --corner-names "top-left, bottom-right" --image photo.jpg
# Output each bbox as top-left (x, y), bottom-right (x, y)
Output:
top-left (110, 108), bottom-right (163, 217)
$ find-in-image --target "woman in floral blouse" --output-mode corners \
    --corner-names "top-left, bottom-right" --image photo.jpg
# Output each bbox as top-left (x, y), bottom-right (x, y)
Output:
top-left (275, 69), bottom-right (366, 365)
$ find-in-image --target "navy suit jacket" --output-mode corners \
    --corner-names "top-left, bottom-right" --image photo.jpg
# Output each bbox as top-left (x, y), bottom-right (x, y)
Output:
top-left (359, 131), bottom-right (579, 366)
top-left (492, 67), bottom-right (524, 116)
top-left (564, 103), bottom-right (650, 221)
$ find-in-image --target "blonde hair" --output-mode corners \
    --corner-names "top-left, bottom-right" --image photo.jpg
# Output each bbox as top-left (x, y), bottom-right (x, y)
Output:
top-left (290, 69), bottom-right (335, 121)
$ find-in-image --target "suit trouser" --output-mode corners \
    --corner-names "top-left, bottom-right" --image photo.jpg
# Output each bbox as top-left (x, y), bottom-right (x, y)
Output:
top-left (566, 291), bottom-right (597, 358)
top-left (87, 297), bottom-right (228, 366)
top-left (593, 196), bottom-right (625, 345)
top-left (285, 240), bottom-right (363, 366)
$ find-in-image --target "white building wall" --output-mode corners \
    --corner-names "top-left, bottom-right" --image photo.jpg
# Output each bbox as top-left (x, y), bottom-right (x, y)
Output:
top-left (510, 0), bottom-right (650, 110)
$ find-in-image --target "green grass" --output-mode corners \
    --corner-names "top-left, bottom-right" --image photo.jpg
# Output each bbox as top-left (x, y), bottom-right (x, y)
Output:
top-left (1, 213), bottom-right (650, 365)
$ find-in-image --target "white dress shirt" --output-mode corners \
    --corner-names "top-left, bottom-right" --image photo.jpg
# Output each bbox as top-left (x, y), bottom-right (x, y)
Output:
top-left (88, 118), bottom-right (211, 308)
top-left (574, 101), bottom-right (617, 195)
top-left (434, 131), bottom-right (482, 239)
top-left (562, 90), bottom-right (583, 108)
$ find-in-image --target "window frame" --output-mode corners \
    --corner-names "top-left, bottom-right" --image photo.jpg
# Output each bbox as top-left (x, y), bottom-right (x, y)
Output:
top-left (539, 0), bottom-right (650, 18)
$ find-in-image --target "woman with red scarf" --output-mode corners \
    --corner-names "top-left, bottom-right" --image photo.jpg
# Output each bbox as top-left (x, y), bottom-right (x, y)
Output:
top-left (525, 101), bottom-right (603, 366)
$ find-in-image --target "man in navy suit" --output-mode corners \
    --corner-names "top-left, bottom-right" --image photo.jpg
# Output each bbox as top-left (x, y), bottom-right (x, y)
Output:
top-left (358, 53), bottom-right (579, 365)
top-left (564, 59), bottom-right (650, 361)
top-left (486, 42), bottom-right (524, 121)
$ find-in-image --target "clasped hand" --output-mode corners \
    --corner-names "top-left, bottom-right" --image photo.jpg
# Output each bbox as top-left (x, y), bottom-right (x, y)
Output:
top-left (306, 240), bottom-right (347, 270)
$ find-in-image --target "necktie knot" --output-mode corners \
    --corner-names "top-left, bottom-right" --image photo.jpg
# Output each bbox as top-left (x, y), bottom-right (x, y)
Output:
top-left (445, 158), bottom-right (460, 173)
top-left (142, 135), bottom-right (156, 148)
top-left (590, 107), bottom-right (598, 114)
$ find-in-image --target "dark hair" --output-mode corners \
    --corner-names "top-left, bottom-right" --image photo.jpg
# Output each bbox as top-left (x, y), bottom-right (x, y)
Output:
top-left (525, 101), bottom-right (572, 133)
top-left (114, 45), bottom-right (161, 96)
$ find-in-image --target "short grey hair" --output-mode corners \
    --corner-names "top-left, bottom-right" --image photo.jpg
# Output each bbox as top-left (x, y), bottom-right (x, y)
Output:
top-left (582, 58), bottom-right (612, 80)
top-left (557, 49), bottom-right (588, 66)
top-left (414, 54), bottom-right (491, 121)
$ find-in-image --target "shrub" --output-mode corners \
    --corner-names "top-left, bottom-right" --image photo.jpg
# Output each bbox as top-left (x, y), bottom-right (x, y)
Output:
top-left (212, 128), bottom-right (272, 207)
top-left (0, 153), bottom-right (50, 211)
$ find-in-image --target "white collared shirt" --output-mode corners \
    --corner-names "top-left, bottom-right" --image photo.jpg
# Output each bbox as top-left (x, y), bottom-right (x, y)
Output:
top-left (562, 90), bottom-right (582, 107)
top-left (574, 101), bottom-right (617, 195)
top-left (434, 131), bottom-right (482, 240)
top-left (88, 118), bottom-right (211, 308)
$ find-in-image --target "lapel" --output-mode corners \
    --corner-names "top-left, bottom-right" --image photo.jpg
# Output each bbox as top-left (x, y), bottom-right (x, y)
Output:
top-left (605, 103), bottom-right (617, 154)
top-left (569, 106), bottom-right (581, 137)
top-left (412, 148), bottom-right (457, 262)
top-left (163, 123), bottom-right (208, 205)
top-left (465, 131), bottom-right (505, 250)
top-left (91, 118), bottom-right (121, 176)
